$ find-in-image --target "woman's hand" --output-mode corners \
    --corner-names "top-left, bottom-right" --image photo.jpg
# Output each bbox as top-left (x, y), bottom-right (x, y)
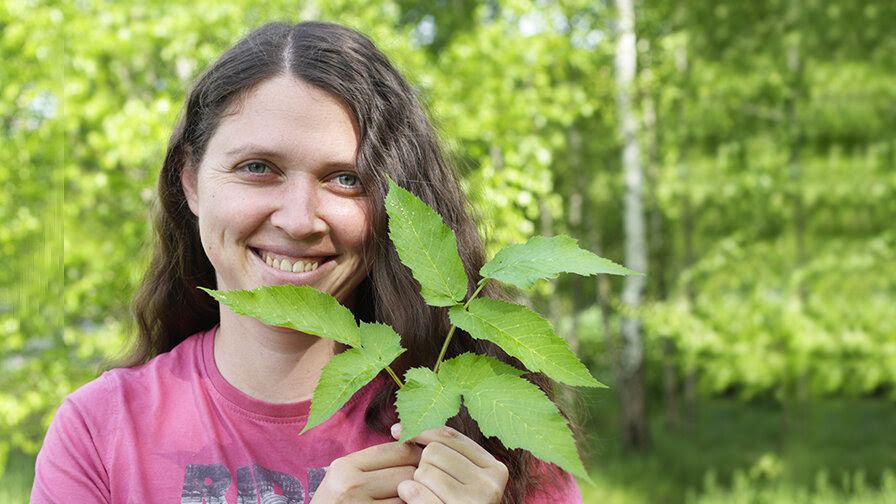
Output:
top-left (392, 423), bottom-right (509, 504)
top-left (309, 440), bottom-right (422, 504)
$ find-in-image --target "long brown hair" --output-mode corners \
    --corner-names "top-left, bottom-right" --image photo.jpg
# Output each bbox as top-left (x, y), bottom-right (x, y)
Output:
top-left (130, 21), bottom-right (567, 502)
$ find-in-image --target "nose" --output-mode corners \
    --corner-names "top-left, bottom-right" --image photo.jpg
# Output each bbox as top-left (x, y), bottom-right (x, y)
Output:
top-left (269, 177), bottom-right (328, 240)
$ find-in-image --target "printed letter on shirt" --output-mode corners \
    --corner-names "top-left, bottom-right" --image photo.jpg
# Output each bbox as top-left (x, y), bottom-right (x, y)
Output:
top-left (182, 464), bottom-right (231, 504)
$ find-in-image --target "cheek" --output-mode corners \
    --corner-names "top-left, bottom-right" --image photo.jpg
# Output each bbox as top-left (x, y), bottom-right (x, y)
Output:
top-left (332, 199), bottom-right (374, 241)
top-left (353, 204), bottom-right (376, 251)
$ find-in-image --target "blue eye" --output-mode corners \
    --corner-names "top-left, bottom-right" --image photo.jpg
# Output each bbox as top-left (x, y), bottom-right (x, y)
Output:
top-left (244, 162), bottom-right (269, 175)
top-left (335, 174), bottom-right (361, 187)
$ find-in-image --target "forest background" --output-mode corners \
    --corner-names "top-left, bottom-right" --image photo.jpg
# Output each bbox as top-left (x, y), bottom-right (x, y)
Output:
top-left (2, 0), bottom-right (894, 502)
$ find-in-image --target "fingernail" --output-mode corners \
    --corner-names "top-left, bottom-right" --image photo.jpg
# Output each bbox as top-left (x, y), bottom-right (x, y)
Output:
top-left (391, 423), bottom-right (402, 439)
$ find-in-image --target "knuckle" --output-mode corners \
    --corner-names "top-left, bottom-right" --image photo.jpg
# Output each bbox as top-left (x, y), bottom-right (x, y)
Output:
top-left (495, 460), bottom-right (509, 480)
top-left (328, 458), bottom-right (350, 473)
top-left (438, 425), bottom-right (460, 439)
top-left (421, 441), bottom-right (442, 458)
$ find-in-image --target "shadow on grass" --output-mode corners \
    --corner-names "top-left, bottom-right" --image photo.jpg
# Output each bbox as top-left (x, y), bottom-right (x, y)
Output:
top-left (576, 389), bottom-right (896, 504)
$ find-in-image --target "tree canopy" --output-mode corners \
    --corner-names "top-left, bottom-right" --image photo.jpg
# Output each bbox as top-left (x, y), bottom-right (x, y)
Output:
top-left (1, 0), bottom-right (893, 476)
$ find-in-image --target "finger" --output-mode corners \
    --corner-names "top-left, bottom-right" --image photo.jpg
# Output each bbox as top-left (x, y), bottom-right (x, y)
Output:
top-left (397, 479), bottom-right (442, 504)
top-left (406, 426), bottom-right (497, 469)
top-left (418, 441), bottom-right (478, 484)
top-left (415, 447), bottom-right (468, 496)
top-left (318, 457), bottom-right (417, 501)
top-left (348, 440), bottom-right (422, 471)
top-left (367, 465), bottom-right (420, 498)
top-left (416, 441), bottom-right (508, 502)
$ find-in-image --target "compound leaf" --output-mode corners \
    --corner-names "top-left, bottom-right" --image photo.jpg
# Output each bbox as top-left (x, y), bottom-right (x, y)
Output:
top-left (465, 372), bottom-right (591, 482)
top-left (201, 285), bottom-right (360, 348)
top-left (480, 235), bottom-right (636, 290)
top-left (395, 367), bottom-right (463, 442)
top-left (438, 352), bottom-right (524, 390)
top-left (385, 179), bottom-right (468, 307)
top-left (449, 298), bottom-right (603, 388)
top-left (302, 322), bottom-right (405, 434)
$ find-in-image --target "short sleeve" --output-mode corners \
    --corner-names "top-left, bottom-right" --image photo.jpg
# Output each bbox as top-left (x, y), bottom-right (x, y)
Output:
top-left (31, 397), bottom-right (111, 503)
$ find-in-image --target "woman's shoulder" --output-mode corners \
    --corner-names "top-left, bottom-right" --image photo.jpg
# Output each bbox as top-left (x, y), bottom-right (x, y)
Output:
top-left (65, 329), bottom-right (211, 412)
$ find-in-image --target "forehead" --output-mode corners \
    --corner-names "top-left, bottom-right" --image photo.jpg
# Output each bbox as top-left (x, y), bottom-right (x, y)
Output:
top-left (207, 76), bottom-right (359, 164)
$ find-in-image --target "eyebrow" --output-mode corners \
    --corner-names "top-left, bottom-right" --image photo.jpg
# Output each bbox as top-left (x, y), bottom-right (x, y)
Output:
top-left (222, 144), bottom-right (357, 169)
top-left (223, 144), bottom-right (285, 159)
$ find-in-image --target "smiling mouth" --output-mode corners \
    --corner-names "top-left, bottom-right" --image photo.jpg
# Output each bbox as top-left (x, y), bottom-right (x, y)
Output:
top-left (254, 249), bottom-right (324, 273)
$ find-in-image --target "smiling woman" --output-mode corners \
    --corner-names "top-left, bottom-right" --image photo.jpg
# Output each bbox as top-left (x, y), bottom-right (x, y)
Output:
top-left (31, 21), bottom-right (582, 504)
top-left (181, 77), bottom-right (373, 307)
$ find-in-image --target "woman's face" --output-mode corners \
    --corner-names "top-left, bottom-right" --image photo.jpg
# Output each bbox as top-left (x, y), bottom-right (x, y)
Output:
top-left (182, 76), bottom-right (372, 306)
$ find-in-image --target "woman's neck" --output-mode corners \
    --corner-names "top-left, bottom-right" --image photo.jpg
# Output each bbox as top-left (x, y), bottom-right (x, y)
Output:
top-left (213, 308), bottom-right (344, 403)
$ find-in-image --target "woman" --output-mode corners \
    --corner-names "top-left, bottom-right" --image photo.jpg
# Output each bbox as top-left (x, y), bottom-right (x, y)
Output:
top-left (33, 21), bottom-right (582, 503)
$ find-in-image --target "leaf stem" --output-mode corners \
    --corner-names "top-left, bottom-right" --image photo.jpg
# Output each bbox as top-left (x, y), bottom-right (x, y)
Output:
top-left (465, 280), bottom-right (488, 309)
top-left (433, 325), bottom-right (457, 374)
top-left (385, 365), bottom-right (404, 389)
top-left (433, 279), bottom-right (489, 374)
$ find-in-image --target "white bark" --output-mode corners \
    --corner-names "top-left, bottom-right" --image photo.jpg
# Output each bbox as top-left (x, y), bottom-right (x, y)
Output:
top-left (614, 0), bottom-right (647, 377)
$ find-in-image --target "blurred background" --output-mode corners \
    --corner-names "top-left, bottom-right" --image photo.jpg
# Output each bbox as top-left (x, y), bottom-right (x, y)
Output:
top-left (2, 0), bottom-right (894, 502)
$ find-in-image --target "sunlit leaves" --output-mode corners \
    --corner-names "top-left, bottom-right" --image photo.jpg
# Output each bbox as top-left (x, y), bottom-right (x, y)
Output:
top-left (465, 372), bottom-right (589, 482)
top-left (450, 299), bottom-right (603, 387)
top-left (395, 352), bottom-right (591, 481)
top-left (209, 182), bottom-right (621, 478)
top-left (303, 323), bottom-right (405, 433)
top-left (201, 285), bottom-right (360, 347)
top-left (385, 179), bottom-right (469, 306)
top-left (395, 367), bottom-right (462, 441)
top-left (480, 234), bottom-right (637, 289)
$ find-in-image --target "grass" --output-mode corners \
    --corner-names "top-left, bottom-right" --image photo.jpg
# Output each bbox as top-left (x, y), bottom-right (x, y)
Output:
top-left (577, 392), bottom-right (896, 503)
top-left (3, 396), bottom-right (894, 503)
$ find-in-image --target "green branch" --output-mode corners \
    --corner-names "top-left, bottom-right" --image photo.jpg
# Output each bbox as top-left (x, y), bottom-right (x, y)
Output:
top-left (433, 279), bottom-right (489, 374)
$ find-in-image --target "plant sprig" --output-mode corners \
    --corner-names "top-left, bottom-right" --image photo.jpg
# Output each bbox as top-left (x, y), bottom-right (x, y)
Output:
top-left (202, 178), bottom-right (638, 482)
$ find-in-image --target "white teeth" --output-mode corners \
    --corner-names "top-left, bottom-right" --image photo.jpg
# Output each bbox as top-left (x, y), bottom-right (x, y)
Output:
top-left (261, 252), bottom-right (320, 273)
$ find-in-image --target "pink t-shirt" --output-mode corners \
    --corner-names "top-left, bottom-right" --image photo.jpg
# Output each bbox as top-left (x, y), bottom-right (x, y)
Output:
top-left (32, 328), bottom-right (582, 503)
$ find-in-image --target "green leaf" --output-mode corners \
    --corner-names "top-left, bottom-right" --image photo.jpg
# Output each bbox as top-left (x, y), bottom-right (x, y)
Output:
top-left (302, 322), bottom-right (405, 434)
top-left (465, 372), bottom-right (591, 482)
top-left (395, 367), bottom-right (463, 442)
top-left (385, 179), bottom-right (468, 307)
top-left (201, 285), bottom-right (360, 348)
top-left (449, 298), bottom-right (604, 388)
top-left (438, 352), bottom-right (524, 390)
top-left (480, 235), bottom-right (637, 290)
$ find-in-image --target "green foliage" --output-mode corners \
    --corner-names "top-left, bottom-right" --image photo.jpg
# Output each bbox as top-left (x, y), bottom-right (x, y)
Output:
top-left (462, 368), bottom-right (589, 480)
top-left (450, 298), bottom-right (602, 387)
top-left (5, 0), bottom-right (894, 486)
top-left (206, 181), bottom-right (631, 480)
top-left (481, 235), bottom-right (634, 290)
top-left (394, 366), bottom-right (463, 438)
top-left (303, 322), bottom-right (405, 433)
top-left (385, 179), bottom-right (468, 306)
top-left (686, 470), bottom-right (896, 504)
top-left (202, 285), bottom-right (361, 347)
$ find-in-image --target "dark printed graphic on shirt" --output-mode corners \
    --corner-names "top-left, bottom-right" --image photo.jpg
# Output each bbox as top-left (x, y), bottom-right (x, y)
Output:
top-left (181, 463), bottom-right (326, 504)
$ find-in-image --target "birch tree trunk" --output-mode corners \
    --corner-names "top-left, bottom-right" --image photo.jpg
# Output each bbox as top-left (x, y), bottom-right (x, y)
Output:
top-left (614, 0), bottom-right (649, 449)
